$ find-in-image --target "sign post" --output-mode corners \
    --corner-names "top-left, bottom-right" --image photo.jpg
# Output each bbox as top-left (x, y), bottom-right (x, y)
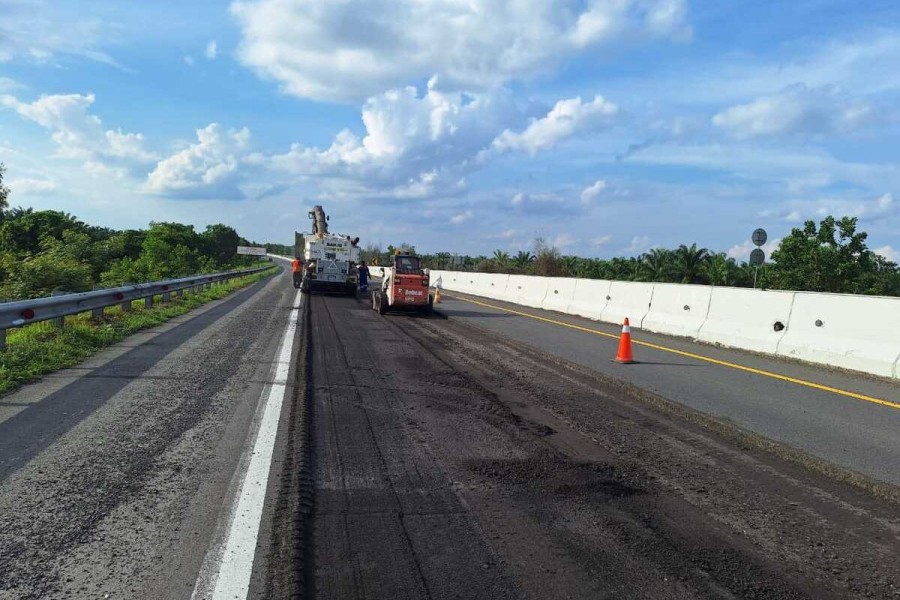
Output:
top-left (750, 229), bottom-right (767, 288)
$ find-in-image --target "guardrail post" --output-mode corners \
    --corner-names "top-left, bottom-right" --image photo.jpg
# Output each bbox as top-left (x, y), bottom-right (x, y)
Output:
top-left (176, 289), bottom-right (184, 299)
top-left (162, 292), bottom-right (171, 303)
top-left (0, 299), bottom-right (6, 352)
top-left (145, 295), bottom-right (153, 308)
top-left (51, 290), bottom-right (66, 328)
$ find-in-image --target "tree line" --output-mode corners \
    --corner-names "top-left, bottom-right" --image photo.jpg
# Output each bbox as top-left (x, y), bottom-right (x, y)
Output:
top-left (366, 218), bottom-right (900, 296)
top-left (0, 164), bottom-right (272, 300)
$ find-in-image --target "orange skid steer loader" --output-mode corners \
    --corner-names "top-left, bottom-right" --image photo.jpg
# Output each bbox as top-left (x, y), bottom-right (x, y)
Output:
top-left (371, 252), bottom-right (434, 315)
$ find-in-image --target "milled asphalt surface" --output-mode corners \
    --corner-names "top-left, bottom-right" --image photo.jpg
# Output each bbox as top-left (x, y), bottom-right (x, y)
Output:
top-left (0, 266), bottom-right (299, 599)
top-left (436, 292), bottom-right (900, 486)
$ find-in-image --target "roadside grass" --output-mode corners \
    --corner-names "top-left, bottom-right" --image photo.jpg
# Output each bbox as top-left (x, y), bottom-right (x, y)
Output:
top-left (0, 266), bottom-right (279, 396)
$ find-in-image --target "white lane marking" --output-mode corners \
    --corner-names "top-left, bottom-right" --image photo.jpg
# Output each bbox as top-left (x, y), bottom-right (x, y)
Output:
top-left (193, 289), bottom-right (304, 600)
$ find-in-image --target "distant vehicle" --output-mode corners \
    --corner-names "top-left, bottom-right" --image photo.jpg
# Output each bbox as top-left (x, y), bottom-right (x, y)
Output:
top-left (371, 251), bottom-right (433, 315)
top-left (296, 205), bottom-right (360, 296)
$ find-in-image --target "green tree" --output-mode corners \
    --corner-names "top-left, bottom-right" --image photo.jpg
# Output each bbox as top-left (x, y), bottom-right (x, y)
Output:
top-left (0, 163), bottom-right (9, 218)
top-left (492, 250), bottom-right (511, 271)
top-left (674, 243), bottom-right (710, 284)
top-left (202, 224), bottom-right (242, 268)
top-left (640, 248), bottom-right (676, 282)
top-left (770, 216), bottom-right (874, 293)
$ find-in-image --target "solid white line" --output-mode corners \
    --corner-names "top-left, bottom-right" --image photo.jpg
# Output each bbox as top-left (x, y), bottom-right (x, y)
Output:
top-left (194, 289), bottom-right (304, 600)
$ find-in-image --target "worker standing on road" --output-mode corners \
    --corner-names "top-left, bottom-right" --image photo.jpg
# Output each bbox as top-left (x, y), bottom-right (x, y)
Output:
top-left (292, 257), bottom-right (302, 288)
top-left (357, 261), bottom-right (370, 293)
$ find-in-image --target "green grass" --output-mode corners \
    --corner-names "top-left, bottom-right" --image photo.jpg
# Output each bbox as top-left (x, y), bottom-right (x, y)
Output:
top-left (0, 266), bottom-right (278, 396)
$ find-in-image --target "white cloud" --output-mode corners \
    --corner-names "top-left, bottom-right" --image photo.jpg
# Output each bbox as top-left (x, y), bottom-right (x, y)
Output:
top-left (449, 210), bottom-right (473, 225)
top-left (0, 92), bottom-right (155, 166)
top-left (258, 81), bottom-right (521, 197)
top-left (874, 245), bottom-right (898, 262)
top-left (551, 233), bottom-right (577, 249)
top-left (491, 95), bottom-right (618, 155)
top-left (0, 1), bottom-right (117, 66)
top-left (231, 0), bottom-right (690, 102)
top-left (622, 235), bottom-right (652, 255)
top-left (7, 177), bottom-right (56, 195)
top-left (205, 40), bottom-right (218, 60)
top-left (712, 84), bottom-right (877, 139)
top-left (146, 123), bottom-right (251, 199)
top-left (761, 192), bottom-right (897, 223)
top-left (184, 56), bottom-right (195, 66)
top-left (592, 235), bottom-right (612, 247)
top-left (726, 238), bottom-right (782, 261)
top-left (581, 179), bottom-right (607, 203)
top-left (0, 77), bottom-right (22, 92)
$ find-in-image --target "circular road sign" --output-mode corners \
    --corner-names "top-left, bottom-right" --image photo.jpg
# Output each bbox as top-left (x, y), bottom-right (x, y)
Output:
top-left (752, 228), bottom-right (768, 246)
top-left (749, 248), bottom-right (765, 266)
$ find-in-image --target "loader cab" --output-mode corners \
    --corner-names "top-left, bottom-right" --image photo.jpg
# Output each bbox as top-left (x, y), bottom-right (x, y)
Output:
top-left (394, 254), bottom-right (422, 275)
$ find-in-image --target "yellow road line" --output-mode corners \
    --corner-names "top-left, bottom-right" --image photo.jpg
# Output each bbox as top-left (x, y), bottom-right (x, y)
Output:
top-left (446, 294), bottom-right (900, 411)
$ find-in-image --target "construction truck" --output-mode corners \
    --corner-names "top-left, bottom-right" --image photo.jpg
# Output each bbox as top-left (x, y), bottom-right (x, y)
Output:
top-left (371, 251), bottom-right (434, 315)
top-left (296, 206), bottom-right (360, 295)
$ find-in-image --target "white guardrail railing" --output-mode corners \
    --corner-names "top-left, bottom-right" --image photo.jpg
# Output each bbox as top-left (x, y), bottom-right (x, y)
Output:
top-left (0, 264), bottom-right (274, 351)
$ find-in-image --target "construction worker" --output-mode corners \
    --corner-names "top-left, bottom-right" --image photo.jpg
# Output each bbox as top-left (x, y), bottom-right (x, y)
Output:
top-left (291, 257), bottom-right (302, 288)
top-left (357, 261), bottom-right (370, 293)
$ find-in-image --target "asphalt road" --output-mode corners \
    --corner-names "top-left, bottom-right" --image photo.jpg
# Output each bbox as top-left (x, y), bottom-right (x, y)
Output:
top-left (2, 268), bottom-right (899, 599)
top-left (0, 267), bottom-right (301, 599)
top-left (434, 292), bottom-right (900, 487)
top-left (293, 292), bottom-right (899, 599)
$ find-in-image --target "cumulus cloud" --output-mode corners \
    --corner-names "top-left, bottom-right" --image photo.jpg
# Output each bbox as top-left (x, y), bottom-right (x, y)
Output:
top-left (592, 235), bottom-right (612, 247)
top-left (449, 210), bottom-right (473, 225)
top-left (491, 95), bottom-right (618, 155)
top-left (205, 40), bottom-right (218, 60)
top-left (0, 77), bottom-right (22, 92)
top-left (146, 123), bottom-right (251, 199)
top-left (0, 93), bottom-right (155, 167)
top-left (7, 177), bottom-right (57, 195)
top-left (712, 83), bottom-right (877, 139)
top-left (258, 81), bottom-right (521, 197)
top-left (622, 235), bottom-right (652, 254)
top-left (761, 192), bottom-right (897, 224)
top-left (874, 245), bottom-right (898, 263)
top-left (231, 0), bottom-right (690, 102)
top-left (726, 238), bottom-right (781, 261)
top-left (581, 179), bottom-right (607, 203)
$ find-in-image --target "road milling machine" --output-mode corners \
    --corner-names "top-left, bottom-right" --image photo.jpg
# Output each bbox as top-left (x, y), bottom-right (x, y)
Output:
top-left (295, 205), bottom-right (360, 295)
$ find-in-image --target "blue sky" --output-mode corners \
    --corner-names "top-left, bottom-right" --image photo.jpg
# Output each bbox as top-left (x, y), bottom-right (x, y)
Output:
top-left (1, 0), bottom-right (898, 262)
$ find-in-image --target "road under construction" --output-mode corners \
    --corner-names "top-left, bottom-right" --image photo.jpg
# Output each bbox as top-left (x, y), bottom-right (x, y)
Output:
top-left (0, 264), bottom-right (897, 599)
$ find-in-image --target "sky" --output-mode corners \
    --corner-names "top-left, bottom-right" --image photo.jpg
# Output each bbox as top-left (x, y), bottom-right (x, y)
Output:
top-left (1, 0), bottom-right (898, 262)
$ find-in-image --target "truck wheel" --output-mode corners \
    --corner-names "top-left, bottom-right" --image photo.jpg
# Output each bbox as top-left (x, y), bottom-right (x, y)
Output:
top-left (300, 279), bottom-right (310, 294)
top-left (377, 292), bottom-right (388, 315)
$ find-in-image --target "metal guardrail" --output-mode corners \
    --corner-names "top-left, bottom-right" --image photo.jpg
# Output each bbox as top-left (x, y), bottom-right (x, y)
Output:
top-left (0, 265), bottom-right (274, 351)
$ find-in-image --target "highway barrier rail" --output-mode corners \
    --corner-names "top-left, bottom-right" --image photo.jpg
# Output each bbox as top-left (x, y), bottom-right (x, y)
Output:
top-left (429, 269), bottom-right (900, 380)
top-left (0, 265), bottom-right (273, 352)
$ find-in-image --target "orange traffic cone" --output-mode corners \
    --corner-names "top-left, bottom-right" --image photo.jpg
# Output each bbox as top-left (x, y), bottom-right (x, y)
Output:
top-left (614, 317), bottom-right (636, 364)
top-left (433, 287), bottom-right (442, 303)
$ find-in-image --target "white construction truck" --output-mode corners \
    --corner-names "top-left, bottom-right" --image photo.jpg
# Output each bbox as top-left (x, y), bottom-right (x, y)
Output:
top-left (295, 206), bottom-right (360, 295)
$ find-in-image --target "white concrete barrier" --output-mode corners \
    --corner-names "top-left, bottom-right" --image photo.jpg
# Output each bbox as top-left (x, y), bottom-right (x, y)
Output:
top-left (777, 292), bottom-right (900, 378)
top-left (566, 279), bottom-right (611, 320)
top-left (519, 276), bottom-right (551, 309)
top-left (697, 287), bottom-right (795, 354)
top-left (600, 281), bottom-right (654, 327)
top-left (497, 275), bottom-right (530, 304)
top-left (642, 283), bottom-right (713, 339)
top-left (541, 277), bottom-right (579, 314)
top-left (477, 274), bottom-right (510, 301)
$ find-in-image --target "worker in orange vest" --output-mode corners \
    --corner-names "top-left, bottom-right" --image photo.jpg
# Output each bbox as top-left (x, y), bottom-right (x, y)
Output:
top-left (291, 257), bottom-right (302, 288)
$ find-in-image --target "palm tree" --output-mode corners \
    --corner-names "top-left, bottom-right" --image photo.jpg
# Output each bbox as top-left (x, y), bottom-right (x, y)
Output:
top-left (703, 253), bottom-right (737, 286)
top-left (492, 250), bottom-right (511, 270)
top-left (674, 243), bottom-right (710, 284)
top-left (513, 250), bottom-right (535, 272)
top-left (640, 248), bottom-right (676, 282)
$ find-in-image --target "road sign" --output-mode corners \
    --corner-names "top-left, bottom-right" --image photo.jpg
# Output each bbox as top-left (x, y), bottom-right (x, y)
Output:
top-left (749, 248), bottom-right (765, 266)
top-left (237, 246), bottom-right (267, 256)
top-left (752, 228), bottom-right (768, 246)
